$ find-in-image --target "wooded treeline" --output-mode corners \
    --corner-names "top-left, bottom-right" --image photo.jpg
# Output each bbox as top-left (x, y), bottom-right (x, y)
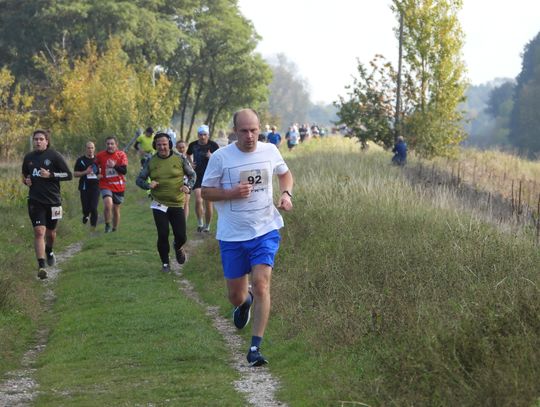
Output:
top-left (0, 0), bottom-right (272, 158)
top-left (466, 31), bottom-right (540, 158)
top-left (335, 0), bottom-right (467, 158)
top-left (335, 0), bottom-right (540, 159)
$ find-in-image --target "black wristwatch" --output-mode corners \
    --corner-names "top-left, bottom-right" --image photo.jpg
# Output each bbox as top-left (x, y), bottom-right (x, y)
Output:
top-left (282, 190), bottom-right (293, 198)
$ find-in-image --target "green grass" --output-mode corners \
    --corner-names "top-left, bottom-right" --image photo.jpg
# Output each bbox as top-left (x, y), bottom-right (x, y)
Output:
top-left (2, 140), bottom-right (540, 406)
top-left (0, 161), bottom-right (85, 375)
top-left (34, 192), bottom-right (244, 406)
top-left (185, 137), bottom-right (540, 406)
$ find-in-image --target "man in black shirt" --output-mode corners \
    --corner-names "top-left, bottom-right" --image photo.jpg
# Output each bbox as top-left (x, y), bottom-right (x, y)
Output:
top-left (187, 125), bottom-right (219, 232)
top-left (21, 130), bottom-right (72, 279)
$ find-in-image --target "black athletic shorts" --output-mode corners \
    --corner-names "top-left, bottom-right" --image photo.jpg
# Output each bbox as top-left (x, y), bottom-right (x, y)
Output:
top-left (193, 170), bottom-right (205, 189)
top-left (27, 199), bottom-right (59, 229)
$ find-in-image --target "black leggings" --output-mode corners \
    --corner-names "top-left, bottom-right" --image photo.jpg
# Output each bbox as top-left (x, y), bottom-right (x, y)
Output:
top-left (80, 187), bottom-right (100, 226)
top-left (152, 207), bottom-right (186, 264)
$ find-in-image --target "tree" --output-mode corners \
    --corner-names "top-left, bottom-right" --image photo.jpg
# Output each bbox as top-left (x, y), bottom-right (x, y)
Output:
top-left (0, 0), bottom-right (269, 142)
top-left (460, 79), bottom-right (513, 148)
top-left (35, 38), bottom-right (176, 153)
top-left (486, 82), bottom-right (515, 118)
top-left (267, 54), bottom-right (310, 129)
top-left (393, 0), bottom-right (467, 157)
top-left (334, 55), bottom-right (396, 148)
top-left (336, 0), bottom-right (467, 157)
top-left (0, 67), bottom-right (34, 160)
top-left (509, 31), bottom-right (540, 156)
top-left (167, 0), bottom-right (271, 140)
top-left (0, 0), bottom-right (188, 79)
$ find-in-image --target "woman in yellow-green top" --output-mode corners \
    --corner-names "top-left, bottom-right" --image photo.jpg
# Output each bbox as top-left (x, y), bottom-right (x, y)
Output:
top-left (136, 133), bottom-right (196, 273)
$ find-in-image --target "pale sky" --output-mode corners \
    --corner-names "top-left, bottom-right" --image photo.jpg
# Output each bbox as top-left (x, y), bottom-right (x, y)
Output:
top-left (238, 0), bottom-right (540, 104)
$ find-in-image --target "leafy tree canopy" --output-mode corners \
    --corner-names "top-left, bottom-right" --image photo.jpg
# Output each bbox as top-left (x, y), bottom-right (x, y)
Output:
top-left (0, 0), bottom-right (192, 79)
top-left (35, 37), bottom-right (176, 153)
top-left (0, 67), bottom-right (34, 159)
top-left (509, 31), bottom-right (540, 156)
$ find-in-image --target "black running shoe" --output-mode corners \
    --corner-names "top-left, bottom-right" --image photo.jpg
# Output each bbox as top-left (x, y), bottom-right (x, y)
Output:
top-left (233, 292), bottom-right (253, 329)
top-left (104, 224), bottom-right (112, 233)
top-left (46, 252), bottom-right (56, 267)
top-left (37, 268), bottom-right (47, 280)
top-left (175, 247), bottom-right (186, 265)
top-left (247, 346), bottom-right (268, 367)
top-left (161, 264), bottom-right (171, 273)
top-left (82, 216), bottom-right (89, 224)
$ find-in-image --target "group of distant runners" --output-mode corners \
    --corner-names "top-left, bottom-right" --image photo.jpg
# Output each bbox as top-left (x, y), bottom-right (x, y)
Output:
top-left (21, 109), bottom-right (294, 367)
top-left (259, 123), bottom-right (324, 151)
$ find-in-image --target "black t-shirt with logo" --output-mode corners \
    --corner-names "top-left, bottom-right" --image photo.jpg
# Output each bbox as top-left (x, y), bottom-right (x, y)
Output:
top-left (21, 148), bottom-right (72, 205)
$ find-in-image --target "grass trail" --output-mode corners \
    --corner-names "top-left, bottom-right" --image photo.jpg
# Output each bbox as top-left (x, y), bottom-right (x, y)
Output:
top-left (32, 196), bottom-right (247, 406)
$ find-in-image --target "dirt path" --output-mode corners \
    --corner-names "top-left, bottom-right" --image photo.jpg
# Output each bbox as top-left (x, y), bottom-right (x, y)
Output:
top-left (0, 243), bottom-right (83, 407)
top-left (0, 234), bottom-right (286, 406)
top-left (173, 236), bottom-right (287, 407)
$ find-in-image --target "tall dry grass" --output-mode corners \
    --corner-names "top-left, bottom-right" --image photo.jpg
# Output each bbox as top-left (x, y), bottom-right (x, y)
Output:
top-left (271, 137), bottom-right (540, 406)
top-left (426, 148), bottom-right (540, 218)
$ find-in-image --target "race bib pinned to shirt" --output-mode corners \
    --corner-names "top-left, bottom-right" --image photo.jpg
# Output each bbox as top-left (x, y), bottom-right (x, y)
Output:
top-left (231, 168), bottom-right (271, 212)
top-left (51, 206), bottom-right (63, 220)
top-left (105, 167), bottom-right (118, 178)
top-left (240, 169), bottom-right (269, 192)
top-left (150, 200), bottom-right (168, 213)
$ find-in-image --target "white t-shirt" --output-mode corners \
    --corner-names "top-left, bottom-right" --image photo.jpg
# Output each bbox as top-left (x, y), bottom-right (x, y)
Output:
top-left (202, 141), bottom-right (289, 241)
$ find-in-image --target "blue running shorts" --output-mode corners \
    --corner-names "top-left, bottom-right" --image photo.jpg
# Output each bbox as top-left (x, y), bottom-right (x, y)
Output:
top-left (219, 229), bottom-right (281, 279)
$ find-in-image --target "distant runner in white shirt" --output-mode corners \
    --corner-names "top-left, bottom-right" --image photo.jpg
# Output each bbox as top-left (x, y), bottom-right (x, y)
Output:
top-left (202, 108), bottom-right (294, 367)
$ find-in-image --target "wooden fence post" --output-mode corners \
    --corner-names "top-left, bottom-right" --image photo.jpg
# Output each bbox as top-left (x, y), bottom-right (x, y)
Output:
top-left (511, 180), bottom-right (515, 216)
top-left (537, 194), bottom-right (540, 246)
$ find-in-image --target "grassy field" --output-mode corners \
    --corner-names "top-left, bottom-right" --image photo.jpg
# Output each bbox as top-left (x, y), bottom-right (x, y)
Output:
top-left (418, 147), bottom-right (540, 214)
top-left (0, 161), bottom-right (85, 375)
top-left (1, 139), bottom-right (539, 406)
top-left (187, 138), bottom-right (540, 406)
top-left (34, 199), bottom-right (244, 406)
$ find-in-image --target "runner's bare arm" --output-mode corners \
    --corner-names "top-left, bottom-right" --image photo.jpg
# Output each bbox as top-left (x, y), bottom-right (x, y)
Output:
top-left (201, 183), bottom-right (252, 202)
top-left (277, 171), bottom-right (293, 211)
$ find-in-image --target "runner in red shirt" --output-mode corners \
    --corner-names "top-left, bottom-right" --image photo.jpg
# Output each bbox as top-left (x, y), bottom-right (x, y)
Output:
top-left (95, 136), bottom-right (128, 233)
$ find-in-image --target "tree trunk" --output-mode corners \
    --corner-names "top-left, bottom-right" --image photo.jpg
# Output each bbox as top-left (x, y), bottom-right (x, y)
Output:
top-left (187, 85), bottom-right (205, 139)
top-left (395, 8), bottom-right (404, 140)
top-left (178, 78), bottom-right (192, 140)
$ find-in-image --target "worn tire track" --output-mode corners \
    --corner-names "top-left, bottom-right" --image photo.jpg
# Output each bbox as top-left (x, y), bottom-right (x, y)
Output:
top-left (1, 234), bottom-right (287, 406)
top-left (172, 236), bottom-right (287, 407)
top-left (0, 243), bottom-right (83, 407)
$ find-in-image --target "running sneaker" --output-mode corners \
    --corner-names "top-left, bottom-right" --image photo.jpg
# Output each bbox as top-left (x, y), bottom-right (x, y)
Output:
top-left (197, 226), bottom-right (204, 232)
top-left (247, 346), bottom-right (268, 367)
top-left (37, 268), bottom-right (47, 280)
top-left (161, 264), bottom-right (171, 273)
top-left (46, 252), bottom-right (56, 267)
top-left (202, 225), bottom-right (210, 233)
top-left (175, 247), bottom-right (186, 265)
top-left (233, 292), bottom-right (253, 329)
top-left (82, 216), bottom-right (89, 224)
top-left (104, 224), bottom-right (112, 233)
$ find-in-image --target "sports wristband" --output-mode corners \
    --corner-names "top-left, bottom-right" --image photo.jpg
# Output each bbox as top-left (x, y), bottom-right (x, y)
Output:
top-left (282, 190), bottom-right (292, 198)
